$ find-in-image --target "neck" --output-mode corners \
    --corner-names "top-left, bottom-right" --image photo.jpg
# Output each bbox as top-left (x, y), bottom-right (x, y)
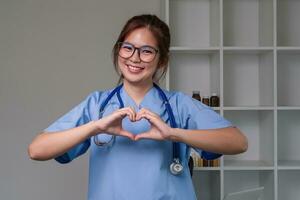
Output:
top-left (123, 80), bottom-right (154, 106)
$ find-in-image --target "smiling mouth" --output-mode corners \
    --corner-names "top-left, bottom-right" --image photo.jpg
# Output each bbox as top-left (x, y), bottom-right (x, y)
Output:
top-left (126, 64), bottom-right (144, 73)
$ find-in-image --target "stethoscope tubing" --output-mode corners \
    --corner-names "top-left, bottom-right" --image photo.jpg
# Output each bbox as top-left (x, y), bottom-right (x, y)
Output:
top-left (93, 83), bottom-right (183, 175)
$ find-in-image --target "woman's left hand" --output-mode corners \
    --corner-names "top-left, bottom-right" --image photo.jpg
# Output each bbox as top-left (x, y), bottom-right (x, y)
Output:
top-left (134, 108), bottom-right (173, 141)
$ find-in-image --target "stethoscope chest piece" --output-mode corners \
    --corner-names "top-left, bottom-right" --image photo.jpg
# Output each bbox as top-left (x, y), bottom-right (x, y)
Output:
top-left (170, 158), bottom-right (183, 175)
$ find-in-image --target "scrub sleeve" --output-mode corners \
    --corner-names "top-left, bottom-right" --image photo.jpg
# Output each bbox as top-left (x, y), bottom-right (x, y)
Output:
top-left (175, 93), bottom-right (234, 160)
top-left (43, 91), bottom-right (101, 163)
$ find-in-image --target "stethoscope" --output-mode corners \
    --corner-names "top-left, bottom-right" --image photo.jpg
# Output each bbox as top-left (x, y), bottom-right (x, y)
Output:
top-left (93, 83), bottom-right (184, 175)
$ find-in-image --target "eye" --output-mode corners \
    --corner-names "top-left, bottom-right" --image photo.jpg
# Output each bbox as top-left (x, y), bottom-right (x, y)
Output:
top-left (140, 47), bottom-right (155, 54)
top-left (121, 43), bottom-right (133, 52)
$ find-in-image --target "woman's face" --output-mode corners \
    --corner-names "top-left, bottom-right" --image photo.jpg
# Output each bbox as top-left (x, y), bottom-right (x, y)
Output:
top-left (118, 27), bottom-right (160, 86)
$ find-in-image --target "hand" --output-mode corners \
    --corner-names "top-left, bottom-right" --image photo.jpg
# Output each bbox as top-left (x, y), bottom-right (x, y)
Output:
top-left (94, 107), bottom-right (136, 140)
top-left (134, 108), bottom-right (173, 141)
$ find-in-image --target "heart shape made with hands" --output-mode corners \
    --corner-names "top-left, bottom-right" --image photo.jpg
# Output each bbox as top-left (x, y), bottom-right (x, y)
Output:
top-left (110, 107), bottom-right (172, 142)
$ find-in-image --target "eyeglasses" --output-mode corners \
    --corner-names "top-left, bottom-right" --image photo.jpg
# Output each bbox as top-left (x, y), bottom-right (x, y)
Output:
top-left (118, 42), bottom-right (158, 63)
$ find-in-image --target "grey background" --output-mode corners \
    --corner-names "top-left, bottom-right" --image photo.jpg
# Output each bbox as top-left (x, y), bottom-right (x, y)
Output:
top-left (0, 0), bottom-right (163, 199)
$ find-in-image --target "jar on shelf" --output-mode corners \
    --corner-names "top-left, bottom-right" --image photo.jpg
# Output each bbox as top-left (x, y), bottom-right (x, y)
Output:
top-left (210, 93), bottom-right (219, 107)
top-left (192, 91), bottom-right (201, 102)
top-left (202, 95), bottom-right (210, 106)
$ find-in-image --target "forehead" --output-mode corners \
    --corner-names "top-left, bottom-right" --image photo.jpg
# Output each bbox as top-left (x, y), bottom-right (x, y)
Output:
top-left (124, 27), bottom-right (158, 47)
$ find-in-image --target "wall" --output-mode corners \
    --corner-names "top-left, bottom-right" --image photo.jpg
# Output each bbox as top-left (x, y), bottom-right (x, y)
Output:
top-left (0, 0), bottom-right (162, 199)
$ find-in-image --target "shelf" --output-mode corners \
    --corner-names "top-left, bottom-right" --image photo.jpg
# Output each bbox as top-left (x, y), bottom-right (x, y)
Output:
top-left (192, 170), bottom-right (220, 200)
top-left (169, 0), bottom-right (220, 47)
top-left (224, 160), bottom-right (274, 170)
top-left (277, 47), bottom-right (300, 51)
top-left (224, 170), bottom-right (274, 200)
top-left (212, 107), bottom-right (220, 111)
top-left (165, 0), bottom-right (300, 199)
top-left (277, 51), bottom-right (300, 106)
top-left (169, 51), bottom-right (220, 96)
top-left (224, 110), bottom-right (274, 167)
top-left (223, 0), bottom-right (273, 47)
top-left (278, 110), bottom-right (300, 164)
top-left (223, 47), bottom-right (274, 52)
top-left (278, 161), bottom-right (300, 170)
top-left (277, 0), bottom-right (300, 46)
top-left (194, 167), bottom-right (221, 171)
top-left (278, 171), bottom-right (300, 200)
top-left (223, 106), bottom-right (274, 111)
top-left (223, 50), bottom-right (274, 107)
top-left (170, 46), bottom-right (220, 52)
top-left (277, 106), bottom-right (300, 110)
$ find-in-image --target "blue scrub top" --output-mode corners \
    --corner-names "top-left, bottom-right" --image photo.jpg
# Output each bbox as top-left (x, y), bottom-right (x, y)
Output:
top-left (44, 86), bottom-right (233, 200)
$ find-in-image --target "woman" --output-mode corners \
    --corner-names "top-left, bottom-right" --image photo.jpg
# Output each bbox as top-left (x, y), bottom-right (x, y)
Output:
top-left (28, 14), bottom-right (248, 200)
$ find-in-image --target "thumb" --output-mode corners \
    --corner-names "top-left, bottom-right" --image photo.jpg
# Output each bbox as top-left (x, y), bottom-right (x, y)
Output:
top-left (120, 130), bottom-right (135, 140)
top-left (134, 132), bottom-right (152, 141)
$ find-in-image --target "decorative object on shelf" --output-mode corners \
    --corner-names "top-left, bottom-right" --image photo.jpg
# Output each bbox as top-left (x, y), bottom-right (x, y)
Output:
top-left (202, 95), bottom-right (210, 106)
top-left (190, 149), bottom-right (219, 167)
top-left (210, 93), bottom-right (219, 107)
top-left (192, 90), bottom-right (201, 102)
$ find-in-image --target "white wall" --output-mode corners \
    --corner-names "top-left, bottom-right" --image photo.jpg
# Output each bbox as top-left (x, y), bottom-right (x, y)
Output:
top-left (0, 0), bottom-right (163, 199)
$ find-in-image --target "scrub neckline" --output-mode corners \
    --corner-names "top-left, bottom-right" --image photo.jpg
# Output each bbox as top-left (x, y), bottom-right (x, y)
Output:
top-left (121, 85), bottom-right (155, 110)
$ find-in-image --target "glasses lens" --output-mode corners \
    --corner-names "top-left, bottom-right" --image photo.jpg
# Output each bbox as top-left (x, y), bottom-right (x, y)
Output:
top-left (119, 43), bottom-right (134, 59)
top-left (139, 46), bottom-right (156, 62)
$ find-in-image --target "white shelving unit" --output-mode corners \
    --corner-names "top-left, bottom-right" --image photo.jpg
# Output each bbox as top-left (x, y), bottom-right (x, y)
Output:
top-left (164, 0), bottom-right (300, 199)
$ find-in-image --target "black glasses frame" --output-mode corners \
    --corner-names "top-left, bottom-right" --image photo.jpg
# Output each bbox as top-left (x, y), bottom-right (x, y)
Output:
top-left (118, 42), bottom-right (159, 63)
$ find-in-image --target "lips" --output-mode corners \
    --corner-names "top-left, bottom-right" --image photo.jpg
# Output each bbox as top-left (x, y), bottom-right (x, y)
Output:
top-left (126, 64), bottom-right (144, 73)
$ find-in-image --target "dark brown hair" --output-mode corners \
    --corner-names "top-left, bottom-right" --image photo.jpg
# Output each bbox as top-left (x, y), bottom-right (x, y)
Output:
top-left (112, 14), bottom-right (170, 84)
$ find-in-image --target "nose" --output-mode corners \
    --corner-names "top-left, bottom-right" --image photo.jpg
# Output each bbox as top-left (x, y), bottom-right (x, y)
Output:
top-left (130, 48), bottom-right (141, 63)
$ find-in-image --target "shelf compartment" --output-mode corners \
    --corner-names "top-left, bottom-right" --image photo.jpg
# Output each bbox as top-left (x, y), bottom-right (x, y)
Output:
top-left (169, 50), bottom-right (220, 97)
top-left (277, 0), bottom-right (300, 46)
top-left (278, 171), bottom-right (300, 200)
top-left (169, 0), bottom-right (220, 47)
top-left (278, 110), bottom-right (300, 167)
top-left (224, 110), bottom-right (274, 167)
top-left (223, 0), bottom-right (273, 47)
top-left (277, 50), bottom-right (300, 106)
top-left (192, 170), bottom-right (220, 200)
top-left (224, 170), bottom-right (274, 200)
top-left (223, 50), bottom-right (274, 107)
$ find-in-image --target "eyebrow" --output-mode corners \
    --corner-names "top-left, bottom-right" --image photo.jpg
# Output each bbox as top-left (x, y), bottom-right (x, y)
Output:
top-left (123, 41), bottom-right (157, 49)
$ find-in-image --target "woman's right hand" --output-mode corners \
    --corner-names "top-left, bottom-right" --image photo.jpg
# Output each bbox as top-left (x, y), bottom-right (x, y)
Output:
top-left (93, 107), bottom-right (136, 140)
top-left (28, 107), bottom-right (136, 161)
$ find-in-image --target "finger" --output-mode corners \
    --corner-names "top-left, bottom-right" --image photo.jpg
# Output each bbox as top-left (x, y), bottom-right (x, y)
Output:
top-left (145, 108), bottom-right (159, 117)
top-left (116, 108), bottom-right (134, 121)
top-left (138, 108), bottom-right (156, 116)
top-left (123, 107), bottom-right (136, 121)
top-left (137, 112), bottom-right (158, 125)
top-left (128, 106), bottom-right (137, 121)
top-left (120, 130), bottom-right (135, 140)
top-left (135, 132), bottom-right (162, 141)
top-left (134, 132), bottom-right (152, 141)
top-left (136, 108), bottom-right (157, 121)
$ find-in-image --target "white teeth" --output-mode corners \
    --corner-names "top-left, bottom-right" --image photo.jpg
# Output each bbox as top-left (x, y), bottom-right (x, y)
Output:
top-left (127, 65), bottom-right (143, 72)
